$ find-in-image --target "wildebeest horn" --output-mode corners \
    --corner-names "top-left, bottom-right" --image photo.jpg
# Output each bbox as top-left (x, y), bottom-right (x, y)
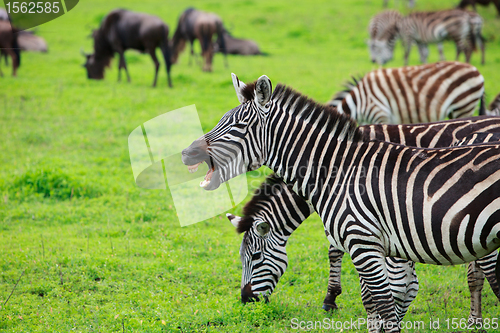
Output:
top-left (80, 47), bottom-right (89, 57)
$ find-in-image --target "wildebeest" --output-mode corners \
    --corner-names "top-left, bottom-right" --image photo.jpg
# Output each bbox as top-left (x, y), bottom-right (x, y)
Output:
top-left (18, 31), bottom-right (48, 53)
top-left (458, 0), bottom-right (500, 17)
top-left (0, 8), bottom-right (8, 21)
top-left (0, 20), bottom-right (20, 77)
top-left (214, 31), bottom-right (263, 55)
top-left (171, 8), bottom-right (226, 72)
top-left (81, 9), bottom-right (172, 87)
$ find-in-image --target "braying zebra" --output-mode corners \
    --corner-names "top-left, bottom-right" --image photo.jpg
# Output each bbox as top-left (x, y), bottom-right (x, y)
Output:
top-left (228, 117), bottom-right (500, 323)
top-left (182, 74), bottom-right (500, 332)
top-left (369, 9), bottom-right (485, 66)
top-left (327, 62), bottom-right (484, 125)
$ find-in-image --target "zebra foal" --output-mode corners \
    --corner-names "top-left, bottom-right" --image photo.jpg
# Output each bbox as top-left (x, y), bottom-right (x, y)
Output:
top-left (182, 74), bottom-right (500, 332)
top-left (328, 62), bottom-right (484, 125)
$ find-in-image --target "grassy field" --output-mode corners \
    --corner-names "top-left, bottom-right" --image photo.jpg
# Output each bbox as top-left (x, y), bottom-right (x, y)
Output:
top-left (1, 0), bottom-right (500, 332)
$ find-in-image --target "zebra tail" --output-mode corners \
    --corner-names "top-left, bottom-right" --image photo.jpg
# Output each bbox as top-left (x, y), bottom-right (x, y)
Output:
top-left (479, 94), bottom-right (485, 116)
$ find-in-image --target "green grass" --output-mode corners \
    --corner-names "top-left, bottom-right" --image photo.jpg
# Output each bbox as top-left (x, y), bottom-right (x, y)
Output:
top-left (1, 0), bottom-right (500, 332)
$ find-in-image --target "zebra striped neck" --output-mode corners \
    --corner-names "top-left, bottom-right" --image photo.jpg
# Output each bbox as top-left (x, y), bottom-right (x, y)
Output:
top-left (266, 84), bottom-right (364, 195)
top-left (270, 84), bottom-right (362, 142)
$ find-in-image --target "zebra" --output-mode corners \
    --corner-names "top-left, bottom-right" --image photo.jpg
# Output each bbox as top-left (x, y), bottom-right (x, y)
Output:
top-left (227, 118), bottom-right (500, 322)
top-left (327, 62), bottom-right (484, 125)
top-left (383, 0), bottom-right (415, 8)
top-left (226, 175), bottom-right (419, 324)
top-left (368, 10), bottom-right (402, 65)
top-left (482, 92), bottom-right (500, 116)
top-left (369, 9), bottom-right (485, 66)
top-left (182, 73), bottom-right (500, 332)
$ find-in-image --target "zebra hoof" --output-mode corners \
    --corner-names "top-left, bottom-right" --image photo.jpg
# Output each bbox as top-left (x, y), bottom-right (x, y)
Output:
top-left (322, 303), bottom-right (338, 311)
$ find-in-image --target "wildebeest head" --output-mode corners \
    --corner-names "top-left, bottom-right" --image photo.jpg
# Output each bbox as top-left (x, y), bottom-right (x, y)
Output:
top-left (81, 50), bottom-right (106, 80)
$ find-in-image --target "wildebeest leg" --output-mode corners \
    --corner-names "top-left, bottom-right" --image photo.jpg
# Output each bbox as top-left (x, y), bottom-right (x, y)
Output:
top-left (4, 49), bottom-right (18, 77)
top-left (118, 52), bottom-right (130, 83)
top-left (148, 48), bottom-right (160, 88)
top-left (188, 39), bottom-right (195, 66)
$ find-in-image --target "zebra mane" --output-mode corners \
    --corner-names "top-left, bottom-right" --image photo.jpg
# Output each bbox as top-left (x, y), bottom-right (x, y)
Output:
top-left (237, 174), bottom-right (285, 234)
top-left (327, 76), bottom-right (360, 108)
top-left (271, 83), bottom-right (362, 141)
top-left (241, 81), bottom-right (257, 102)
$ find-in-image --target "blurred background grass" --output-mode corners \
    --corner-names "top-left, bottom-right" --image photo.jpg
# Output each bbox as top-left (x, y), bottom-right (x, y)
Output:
top-left (0, 0), bottom-right (499, 331)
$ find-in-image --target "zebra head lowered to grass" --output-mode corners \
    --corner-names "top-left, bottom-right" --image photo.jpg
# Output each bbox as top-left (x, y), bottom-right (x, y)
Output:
top-left (183, 74), bottom-right (500, 332)
top-left (226, 175), bottom-right (314, 303)
top-left (327, 62), bottom-right (484, 125)
top-left (227, 174), bottom-right (419, 324)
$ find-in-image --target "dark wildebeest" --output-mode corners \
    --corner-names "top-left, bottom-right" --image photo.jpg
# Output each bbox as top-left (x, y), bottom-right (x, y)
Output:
top-left (171, 8), bottom-right (226, 72)
top-left (458, 0), bottom-right (500, 17)
top-left (0, 20), bottom-right (20, 77)
top-left (214, 31), bottom-right (263, 55)
top-left (0, 8), bottom-right (10, 65)
top-left (82, 9), bottom-right (172, 87)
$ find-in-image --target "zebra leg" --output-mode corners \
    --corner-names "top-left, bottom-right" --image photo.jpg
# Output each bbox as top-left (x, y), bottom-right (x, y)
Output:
top-left (352, 249), bottom-right (399, 332)
top-left (467, 261), bottom-right (484, 324)
top-left (437, 43), bottom-right (445, 61)
top-left (476, 251), bottom-right (500, 301)
top-left (359, 277), bottom-right (383, 333)
top-left (386, 258), bottom-right (419, 322)
top-left (417, 43), bottom-right (429, 63)
top-left (402, 39), bottom-right (412, 66)
top-left (322, 245), bottom-right (344, 311)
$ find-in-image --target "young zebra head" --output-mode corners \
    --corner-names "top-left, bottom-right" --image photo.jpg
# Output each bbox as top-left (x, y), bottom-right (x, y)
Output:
top-left (226, 175), bottom-right (313, 303)
top-left (182, 74), bottom-right (273, 190)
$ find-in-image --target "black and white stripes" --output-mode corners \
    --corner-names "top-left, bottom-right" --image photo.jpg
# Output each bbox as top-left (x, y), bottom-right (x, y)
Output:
top-left (182, 74), bottom-right (500, 332)
top-left (328, 62), bottom-right (484, 125)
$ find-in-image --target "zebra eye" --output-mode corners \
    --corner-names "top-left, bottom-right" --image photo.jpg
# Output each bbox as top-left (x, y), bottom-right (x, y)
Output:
top-left (251, 252), bottom-right (261, 261)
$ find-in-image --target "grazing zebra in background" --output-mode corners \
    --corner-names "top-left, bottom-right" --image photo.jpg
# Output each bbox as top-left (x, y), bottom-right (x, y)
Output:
top-left (397, 10), bottom-right (484, 65)
top-left (483, 92), bottom-right (500, 116)
top-left (327, 62), bottom-right (484, 125)
top-left (182, 74), bottom-right (500, 332)
top-left (368, 10), bottom-right (403, 65)
top-left (383, 0), bottom-right (415, 8)
top-left (369, 9), bottom-right (485, 66)
top-left (227, 117), bottom-right (500, 322)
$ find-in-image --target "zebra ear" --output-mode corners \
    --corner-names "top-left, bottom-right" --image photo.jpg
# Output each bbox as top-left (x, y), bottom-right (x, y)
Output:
top-left (231, 73), bottom-right (248, 104)
top-left (256, 221), bottom-right (270, 236)
top-left (255, 75), bottom-right (272, 107)
top-left (226, 213), bottom-right (241, 228)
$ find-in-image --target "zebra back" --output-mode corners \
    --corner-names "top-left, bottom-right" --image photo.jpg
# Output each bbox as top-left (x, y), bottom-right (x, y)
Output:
top-left (330, 62), bottom-right (484, 124)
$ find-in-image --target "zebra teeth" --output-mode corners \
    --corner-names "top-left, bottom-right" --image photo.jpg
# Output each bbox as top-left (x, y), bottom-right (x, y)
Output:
top-left (187, 161), bottom-right (203, 173)
top-left (200, 166), bottom-right (215, 188)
